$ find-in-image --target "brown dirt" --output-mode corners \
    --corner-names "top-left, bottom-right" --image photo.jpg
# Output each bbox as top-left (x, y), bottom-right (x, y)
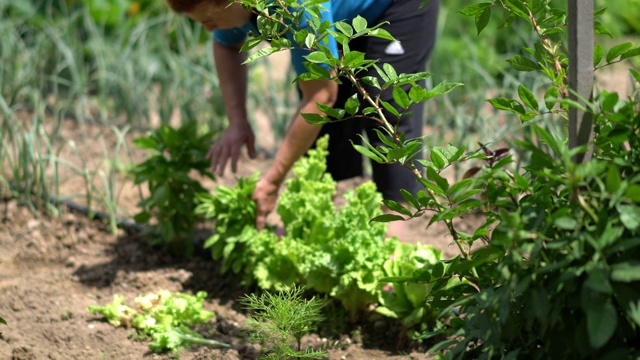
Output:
top-left (0, 118), bottom-right (478, 360)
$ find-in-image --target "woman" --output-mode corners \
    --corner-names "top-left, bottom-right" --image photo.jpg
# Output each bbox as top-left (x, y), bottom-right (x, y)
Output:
top-left (167, 0), bottom-right (439, 237)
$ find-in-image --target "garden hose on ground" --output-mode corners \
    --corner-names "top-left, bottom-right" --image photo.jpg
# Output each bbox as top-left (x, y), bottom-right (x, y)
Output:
top-left (3, 180), bottom-right (216, 257)
top-left (3, 180), bottom-right (143, 234)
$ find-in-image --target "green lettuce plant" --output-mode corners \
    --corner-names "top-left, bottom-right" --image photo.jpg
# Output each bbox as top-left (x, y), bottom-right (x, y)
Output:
top-left (196, 136), bottom-right (400, 321)
top-left (194, 172), bottom-right (262, 279)
top-left (88, 290), bottom-right (229, 353)
top-left (376, 243), bottom-right (442, 330)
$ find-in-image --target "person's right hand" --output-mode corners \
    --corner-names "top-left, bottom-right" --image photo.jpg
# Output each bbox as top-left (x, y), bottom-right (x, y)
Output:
top-left (207, 121), bottom-right (257, 176)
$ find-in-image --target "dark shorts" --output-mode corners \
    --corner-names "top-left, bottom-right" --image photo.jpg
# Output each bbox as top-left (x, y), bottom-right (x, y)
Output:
top-left (313, 0), bottom-right (440, 201)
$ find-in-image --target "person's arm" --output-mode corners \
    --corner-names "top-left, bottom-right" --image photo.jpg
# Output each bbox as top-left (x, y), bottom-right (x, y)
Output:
top-left (207, 41), bottom-right (257, 175)
top-left (253, 76), bottom-right (338, 230)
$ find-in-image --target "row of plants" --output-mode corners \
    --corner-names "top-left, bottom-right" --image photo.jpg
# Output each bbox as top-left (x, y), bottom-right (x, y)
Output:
top-left (131, 128), bottom-right (445, 330)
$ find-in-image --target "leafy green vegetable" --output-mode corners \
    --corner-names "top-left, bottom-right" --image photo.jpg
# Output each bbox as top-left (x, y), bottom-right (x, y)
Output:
top-left (88, 290), bottom-right (228, 353)
top-left (377, 242), bottom-right (442, 328)
top-left (194, 172), bottom-right (262, 279)
top-left (197, 136), bottom-right (399, 321)
top-left (87, 294), bottom-right (136, 327)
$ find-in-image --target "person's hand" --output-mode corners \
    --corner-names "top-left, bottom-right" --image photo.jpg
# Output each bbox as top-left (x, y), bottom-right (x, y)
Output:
top-left (207, 121), bottom-right (256, 175)
top-left (252, 177), bottom-right (280, 231)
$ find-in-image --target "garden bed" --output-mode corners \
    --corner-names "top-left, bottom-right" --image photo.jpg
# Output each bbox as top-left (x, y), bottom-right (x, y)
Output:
top-left (0, 120), bottom-right (476, 360)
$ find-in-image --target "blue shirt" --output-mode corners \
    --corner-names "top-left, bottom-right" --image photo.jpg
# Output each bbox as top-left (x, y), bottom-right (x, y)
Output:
top-left (213, 0), bottom-right (393, 75)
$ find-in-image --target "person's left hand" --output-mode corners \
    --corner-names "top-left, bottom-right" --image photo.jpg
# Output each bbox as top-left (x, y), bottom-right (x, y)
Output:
top-left (252, 177), bottom-right (280, 231)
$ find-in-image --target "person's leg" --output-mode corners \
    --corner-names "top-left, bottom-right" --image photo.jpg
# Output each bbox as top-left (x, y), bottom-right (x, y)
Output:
top-left (362, 0), bottom-right (441, 239)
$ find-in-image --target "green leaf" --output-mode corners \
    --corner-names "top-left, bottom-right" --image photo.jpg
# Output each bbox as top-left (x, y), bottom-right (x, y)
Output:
top-left (293, 28), bottom-right (309, 46)
top-left (545, 87), bottom-right (559, 110)
top-left (487, 98), bottom-right (526, 114)
top-left (584, 269), bottom-right (612, 294)
top-left (132, 137), bottom-right (158, 150)
top-left (627, 184), bottom-right (640, 203)
top-left (587, 300), bottom-right (617, 349)
top-left (459, 3), bottom-right (491, 16)
top-left (352, 15), bottom-right (367, 33)
top-left (392, 87), bottom-right (411, 109)
top-left (244, 47), bottom-right (280, 64)
top-left (611, 261), bottom-right (640, 282)
top-left (448, 145), bottom-right (466, 163)
top-left (601, 92), bottom-right (619, 111)
top-left (305, 51), bottom-right (329, 63)
top-left (343, 50), bottom-right (365, 67)
top-left (502, 0), bottom-right (529, 20)
top-left (384, 200), bottom-right (413, 217)
top-left (241, 37), bottom-right (263, 52)
top-left (594, 21), bottom-right (612, 37)
top-left (447, 179), bottom-right (474, 198)
top-left (518, 85), bottom-right (539, 111)
top-left (400, 189), bottom-right (421, 210)
top-left (361, 76), bottom-right (381, 89)
top-left (380, 100), bottom-right (401, 118)
top-left (134, 211), bottom-right (151, 224)
top-left (305, 33), bottom-right (315, 49)
top-left (409, 85), bottom-right (427, 103)
top-left (618, 204), bottom-right (640, 231)
top-left (383, 63), bottom-right (397, 80)
top-left (316, 103), bottom-right (344, 120)
top-left (475, 7), bottom-right (491, 35)
top-left (594, 44), bottom-right (604, 67)
top-left (301, 113), bottom-right (331, 125)
top-left (554, 216), bottom-right (577, 230)
top-left (426, 167), bottom-right (449, 192)
top-left (335, 21), bottom-right (353, 37)
top-left (605, 164), bottom-right (621, 193)
top-left (370, 214), bottom-right (405, 223)
top-left (534, 125), bottom-right (561, 157)
top-left (430, 150), bottom-right (445, 170)
top-left (507, 55), bottom-right (540, 71)
top-left (345, 94), bottom-right (360, 115)
top-left (630, 68), bottom-right (640, 84)
top-left (369, 28), bottom-right (395, 41)
top-left (424, 81), bottom-right (464, 101)
top-left (352, 143), bottom-right (384, 163)
top-left (606, 42), bottom-right (633, 63)
top-left (621, 46), bottom-right (640, 60)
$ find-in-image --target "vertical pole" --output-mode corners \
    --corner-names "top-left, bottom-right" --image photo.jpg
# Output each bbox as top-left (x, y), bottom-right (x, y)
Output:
top-left (568, 1), bottom-right (594, 163)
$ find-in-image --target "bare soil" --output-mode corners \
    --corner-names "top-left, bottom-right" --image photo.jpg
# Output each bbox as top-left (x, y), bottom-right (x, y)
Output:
top-left (0, 119), bottom-right (475, 360)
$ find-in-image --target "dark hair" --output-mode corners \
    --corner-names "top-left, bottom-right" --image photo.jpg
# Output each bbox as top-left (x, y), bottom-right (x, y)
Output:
top-left (166, 0), bottom-right (206, 13)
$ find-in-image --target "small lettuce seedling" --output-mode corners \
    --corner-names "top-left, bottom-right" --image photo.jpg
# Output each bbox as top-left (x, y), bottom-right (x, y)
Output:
top-left (88, 290), bottom-right (228, 353)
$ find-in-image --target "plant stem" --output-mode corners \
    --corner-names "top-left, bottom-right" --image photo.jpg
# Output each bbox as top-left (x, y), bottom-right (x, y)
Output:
top-left (179, 334), bottom-right (231, 348)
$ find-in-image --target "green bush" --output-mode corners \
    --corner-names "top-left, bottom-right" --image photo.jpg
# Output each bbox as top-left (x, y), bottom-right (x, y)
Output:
top-left (132, 122), bottom-right (215, 254)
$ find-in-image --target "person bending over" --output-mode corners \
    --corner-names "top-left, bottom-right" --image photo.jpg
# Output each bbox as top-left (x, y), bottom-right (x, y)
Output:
top-left (166, 0), bottom-right (439, 238)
